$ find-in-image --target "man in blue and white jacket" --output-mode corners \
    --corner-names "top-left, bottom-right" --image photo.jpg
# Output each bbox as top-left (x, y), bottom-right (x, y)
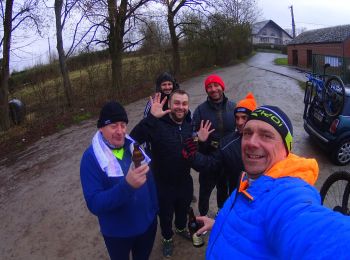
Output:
top-left (80, 101), bottom-right (158, 260)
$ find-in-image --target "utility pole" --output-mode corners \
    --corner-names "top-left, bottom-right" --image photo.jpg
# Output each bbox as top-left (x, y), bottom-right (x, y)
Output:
top-left (289, 5), bottom-right (296, 38)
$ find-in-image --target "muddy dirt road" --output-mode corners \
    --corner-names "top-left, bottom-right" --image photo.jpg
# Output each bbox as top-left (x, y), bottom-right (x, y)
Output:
top-left (0, 53), bottom-right (345, 260)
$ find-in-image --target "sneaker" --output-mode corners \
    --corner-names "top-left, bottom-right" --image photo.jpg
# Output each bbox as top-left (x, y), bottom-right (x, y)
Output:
top-left (191, 195), bottom-right (197, 203)
top-left (175, 228), bottom-right (191, 241)
top-left (162, 238), bottom-right (173, 258)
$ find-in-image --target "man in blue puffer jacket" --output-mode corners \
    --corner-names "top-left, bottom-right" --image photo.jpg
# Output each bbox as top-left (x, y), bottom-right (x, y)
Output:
top-left (196, 105), bottom-right (350, 259)
top-left (80, 101), bottom-right (158, 260)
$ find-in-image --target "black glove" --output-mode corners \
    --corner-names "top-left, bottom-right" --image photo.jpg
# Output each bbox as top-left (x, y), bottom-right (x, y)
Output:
top-left (182, 137), bottom-right (198, 160)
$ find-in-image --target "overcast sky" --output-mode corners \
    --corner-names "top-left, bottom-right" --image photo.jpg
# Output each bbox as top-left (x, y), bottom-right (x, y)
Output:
top-left (10, 0), bottom-right (350, 72)
top-left (258, 0), bottom-right (350, 31)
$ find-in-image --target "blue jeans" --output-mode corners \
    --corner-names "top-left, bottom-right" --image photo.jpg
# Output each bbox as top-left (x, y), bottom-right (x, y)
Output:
top-left (103, 218), bottom-right (157, 260)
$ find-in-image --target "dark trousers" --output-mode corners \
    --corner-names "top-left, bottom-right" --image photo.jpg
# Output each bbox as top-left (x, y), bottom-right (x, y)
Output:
top-left (157, 178), bottom-right (193, 240)
top-left (103, 218), bottom-right (157, 260)
top-left (198, 168), bottom-right (227, 216)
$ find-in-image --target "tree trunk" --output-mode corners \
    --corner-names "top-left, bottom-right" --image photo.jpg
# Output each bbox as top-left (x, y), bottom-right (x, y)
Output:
top-left (107, 0), bottom-right (126, 92)
top-left (167, 11), bottom-right (180, 76)
top-left (0, 0), bottom-right (14, 131)
top-left (55, 0), bottom-right (73, 107)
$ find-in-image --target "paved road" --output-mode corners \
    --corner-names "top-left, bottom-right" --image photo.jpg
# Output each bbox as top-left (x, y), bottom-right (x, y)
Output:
top-left (0, 52), bottom-right (344, 260)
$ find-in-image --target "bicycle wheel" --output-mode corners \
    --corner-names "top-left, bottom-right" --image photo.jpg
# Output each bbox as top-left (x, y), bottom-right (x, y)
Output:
top-left (322, 76), bottom-right (345, 117)
top-left (304, 81), bottom-right (313, 105)
top-left (303, 82), bottom-right (314, 119)
top-left (320, 171), bottom-right (350, 215)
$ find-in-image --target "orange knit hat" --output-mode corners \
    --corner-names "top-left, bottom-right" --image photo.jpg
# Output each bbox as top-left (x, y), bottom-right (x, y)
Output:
top-left (234, 92), bottom-right (257, 114)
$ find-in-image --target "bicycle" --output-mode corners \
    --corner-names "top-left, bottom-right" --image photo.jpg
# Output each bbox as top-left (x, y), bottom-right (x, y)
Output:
top-left (320, 171), bottom-right (350, 215)
top-left (303, 63), bottom-right (345, 118)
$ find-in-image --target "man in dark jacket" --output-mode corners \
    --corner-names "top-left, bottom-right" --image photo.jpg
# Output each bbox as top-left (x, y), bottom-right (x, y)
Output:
top-left (144, 72), bottom-right (197, 204)
top-left (184, 93), bottom-right (257, 202)
top-left (130, 90), bottom-right (193, 258)
top-left (192, 74), bottom-right (236, 216)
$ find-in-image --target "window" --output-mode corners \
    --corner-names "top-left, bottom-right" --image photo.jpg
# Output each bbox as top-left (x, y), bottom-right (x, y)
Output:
top-left (325, 56), bottom-right (342, 67)
top-left (260, 37), bottom-right (269, 43)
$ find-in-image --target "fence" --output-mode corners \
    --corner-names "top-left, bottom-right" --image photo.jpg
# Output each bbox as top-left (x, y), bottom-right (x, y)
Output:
top-left (312, 54), bottom-right (350, 84)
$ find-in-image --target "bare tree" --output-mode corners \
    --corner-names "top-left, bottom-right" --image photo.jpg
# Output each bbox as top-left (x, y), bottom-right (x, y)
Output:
top-left (156, 0), bottom-right (209, 76)
top-left (80, 0), bottom-right (151, 91)
top-left (54, 0), bottom-right (73, 107)
top-left (0, 0), bottom-right (42, 131)
top-left (138, 19), bottom-right (165, 54)
top-left (0, 0), bottom-right (13, 131)
top-left (216, 0), bottom-right (260, 24)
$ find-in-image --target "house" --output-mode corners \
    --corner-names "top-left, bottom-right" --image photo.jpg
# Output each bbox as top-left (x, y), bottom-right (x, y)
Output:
top-left (252, 20), bottom-right (293, 46)
top-left (287, 25), bottom-right (350, 68)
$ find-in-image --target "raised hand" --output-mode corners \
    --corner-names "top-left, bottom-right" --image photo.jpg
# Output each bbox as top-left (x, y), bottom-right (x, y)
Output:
top-left (150, 92), bottom-right (171, 118)
top-left (197, 120), bottom-right (215, 142)
top-left (125, 163), bottom-right (149, 189)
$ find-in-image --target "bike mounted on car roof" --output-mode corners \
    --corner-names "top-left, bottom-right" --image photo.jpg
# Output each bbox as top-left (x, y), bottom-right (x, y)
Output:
top-left (303, 63), bottom-right (350, 166)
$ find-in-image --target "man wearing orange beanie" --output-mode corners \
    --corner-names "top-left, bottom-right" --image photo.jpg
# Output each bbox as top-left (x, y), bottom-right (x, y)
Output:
top-left (192, 74), bottom-right (236, 216)
top-left (184, 92), bottom-right (258, 206)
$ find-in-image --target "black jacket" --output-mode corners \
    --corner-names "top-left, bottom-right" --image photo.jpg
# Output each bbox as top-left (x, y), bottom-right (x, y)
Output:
top-left (190, 132), bottom-right (243, 191)
top-left (192, 94), bottom-right (236, 155)
top-left (130, 113), bottom-right (193, 185)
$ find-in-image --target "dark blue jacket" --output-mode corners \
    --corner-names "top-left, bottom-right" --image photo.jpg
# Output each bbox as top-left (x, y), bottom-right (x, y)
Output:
top-left (191, 132), bottom-right (243, 191)
top-left (130, 113), bottom-right (193, 185)
top-left (80, 138), bottom-right (158, 237)
top-left (192, 94), bottom-right (236, 155)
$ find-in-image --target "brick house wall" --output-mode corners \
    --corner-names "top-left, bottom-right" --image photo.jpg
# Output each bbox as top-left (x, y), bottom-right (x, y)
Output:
top-left (287, 38), bottom-right (350, 68)
top-left (344, 38), bottom-right (350, 57)
top-left (287, 43), bottom-right (345, 68)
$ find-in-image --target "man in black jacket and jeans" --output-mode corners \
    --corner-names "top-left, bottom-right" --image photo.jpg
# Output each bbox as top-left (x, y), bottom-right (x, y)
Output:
top-left (130, 90), bottom-right (193, 258)
top-left (192, 74), bottom-right (236, 216)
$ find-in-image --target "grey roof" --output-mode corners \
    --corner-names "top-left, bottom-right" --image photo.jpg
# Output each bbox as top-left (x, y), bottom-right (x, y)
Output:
top-left (252, 20), bottom-right (292, 38)
top-left (288, 24), bottom-right (350, 45)
top-left (252, 20), bottom-right (270, 34)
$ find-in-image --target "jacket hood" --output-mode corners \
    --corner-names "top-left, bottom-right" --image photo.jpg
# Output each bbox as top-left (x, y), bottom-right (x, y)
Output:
top-left (265, 153), bottom-right (319, 185)
top-left (155, 72), bottom-right (179, 92)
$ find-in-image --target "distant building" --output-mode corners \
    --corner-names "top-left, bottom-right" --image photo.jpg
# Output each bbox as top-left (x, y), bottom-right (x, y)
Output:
top-left (252, 20), bottom-right (293, 46)
top-left (287, 25), bottom-right (350, 68)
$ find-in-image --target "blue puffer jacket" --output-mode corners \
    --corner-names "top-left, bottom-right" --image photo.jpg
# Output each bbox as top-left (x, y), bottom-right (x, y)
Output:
top-left (190, 132), bottom-right (243, 192)
top-left (80, 137), bottom-right (158, 238)
top-left (206, 154), bottom-right (350, 259)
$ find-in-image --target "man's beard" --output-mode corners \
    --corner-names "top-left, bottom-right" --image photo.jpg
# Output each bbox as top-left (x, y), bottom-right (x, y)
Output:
top-left (170, 110), bottom-right (187, 123)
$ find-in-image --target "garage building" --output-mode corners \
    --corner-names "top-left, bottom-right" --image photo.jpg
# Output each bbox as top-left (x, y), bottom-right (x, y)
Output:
top-left (287, 25), bottom-right (350, 82)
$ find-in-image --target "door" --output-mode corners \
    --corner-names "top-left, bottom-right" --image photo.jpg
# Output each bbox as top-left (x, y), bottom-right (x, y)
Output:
top-left (307, 50), bottom-right (312, 68)
top-left (292, 50), bottom-right (298, 66)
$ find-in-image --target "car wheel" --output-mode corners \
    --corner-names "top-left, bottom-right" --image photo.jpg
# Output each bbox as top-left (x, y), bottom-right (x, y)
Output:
top-left (331, 139), bottom-right (350, 166)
